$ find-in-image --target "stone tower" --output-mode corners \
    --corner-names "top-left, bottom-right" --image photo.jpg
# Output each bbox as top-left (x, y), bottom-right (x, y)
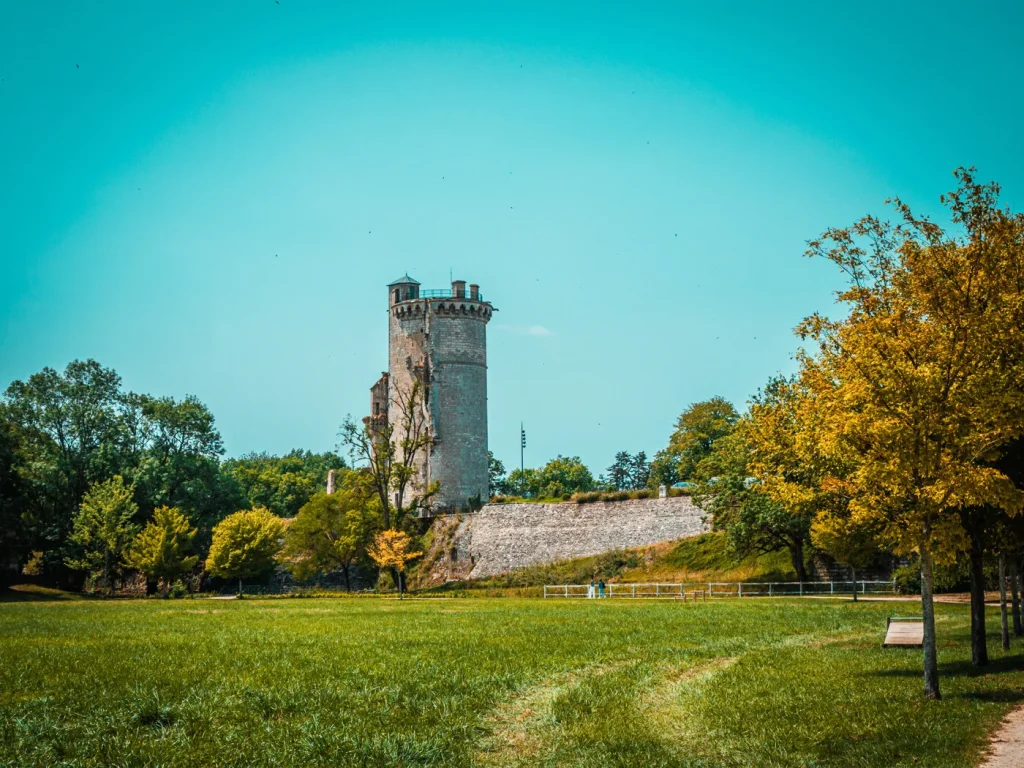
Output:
top-left (371, 274), bottom-right (494, 511)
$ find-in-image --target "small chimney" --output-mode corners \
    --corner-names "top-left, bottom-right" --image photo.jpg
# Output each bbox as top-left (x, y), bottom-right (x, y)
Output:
top-left (469, 283), bottom-right (480, 299)
top-left (452, 279), bottom-right (466, 299)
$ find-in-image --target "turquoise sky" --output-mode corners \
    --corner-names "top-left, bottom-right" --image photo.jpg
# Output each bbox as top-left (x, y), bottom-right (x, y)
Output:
top-left (2, 1), bottom-right (1022, 474)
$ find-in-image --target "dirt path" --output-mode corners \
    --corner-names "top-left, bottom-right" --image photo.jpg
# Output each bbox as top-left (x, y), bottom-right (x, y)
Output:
top-left (981, 704), bottom-right (1024, 767)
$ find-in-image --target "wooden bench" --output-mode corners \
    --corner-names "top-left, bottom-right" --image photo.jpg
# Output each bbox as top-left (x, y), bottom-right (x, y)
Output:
top-left (883, 616), bottom-right (924, 648)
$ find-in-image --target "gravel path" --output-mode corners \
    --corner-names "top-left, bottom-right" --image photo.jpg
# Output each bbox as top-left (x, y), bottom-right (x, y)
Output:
top-left (981, 705), bottom-right (1024, 767)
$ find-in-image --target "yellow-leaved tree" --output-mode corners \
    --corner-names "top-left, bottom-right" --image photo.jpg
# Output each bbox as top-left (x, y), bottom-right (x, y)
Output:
top-left (367, 529), bottom-right (422, 599)
top-left (798, 168), bottom-right (1024, 699)
top-left (206, 508), bottom-right (285, 595)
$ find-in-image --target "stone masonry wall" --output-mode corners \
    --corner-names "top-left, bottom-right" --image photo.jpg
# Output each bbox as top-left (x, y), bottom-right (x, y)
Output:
top-left (443, 495), bottom-right (709, 579)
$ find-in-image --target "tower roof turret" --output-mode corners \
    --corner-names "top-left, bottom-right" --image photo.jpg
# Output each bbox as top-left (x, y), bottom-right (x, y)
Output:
top-left (388, 274), bottom-right (420, 286)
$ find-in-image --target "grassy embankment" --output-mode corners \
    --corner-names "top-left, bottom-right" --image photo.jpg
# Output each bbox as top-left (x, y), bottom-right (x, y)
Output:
top-left (2, 595), bottom-right (1022, 767)
top-left (427, 531), bottom-right (797, 597)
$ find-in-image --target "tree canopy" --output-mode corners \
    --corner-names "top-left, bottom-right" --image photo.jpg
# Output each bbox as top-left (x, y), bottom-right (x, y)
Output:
top-left (205, 508), bottom-right (285, 592)
top-left (126, 506), bottom-right (198, 594)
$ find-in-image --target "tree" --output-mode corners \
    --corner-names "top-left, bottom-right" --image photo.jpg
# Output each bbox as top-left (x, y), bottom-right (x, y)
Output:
top-left (648, 448), bottom-right (681, 489)
top-left (508, 456), bottom-right (595, 498)
top-left (487, 451), bottom-right (508, 497)
top-left (3, 360), bottom-right (126, 569)
top-left (606, 452), bottom-right (632, 491)
top-left (606, 451), bottom-right (651, 490)
top-left (0, 418), bottom-right (26, 590)
top-left (630, 451), bottom-right (651, 489)
top-left (122, 393), bottom-right (238, 531)
top-left (125, 506), bottom-right (198, 595)
top-left (692, 422), bottom-right (813, 582)
top-left (221, 449), bottom-right (347, 518)
top-left (65, 476), bottom-right (139, 596)
top-left (279, 477), bottom-right (380, 590)
top-left (367, 529), bottom-right (422, 599)
top-left (810, 511), bottom-right (882, 602)
top-left (205, 508), bottom-right (285, 594)
top-left (798, 169), bottom-right (1024, 698)
top-left (665, 397), bottom-right (739, 481)
top-left (340, 378), bottom-right (436, 529)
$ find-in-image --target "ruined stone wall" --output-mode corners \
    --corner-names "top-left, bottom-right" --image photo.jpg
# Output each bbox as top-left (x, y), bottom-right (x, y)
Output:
top-left (435, 496), bottom-right (709, 579)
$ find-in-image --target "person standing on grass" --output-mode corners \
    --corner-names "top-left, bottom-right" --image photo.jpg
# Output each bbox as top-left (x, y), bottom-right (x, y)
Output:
top-left (588, 579), bottom-right (596, 599)
top-left (598, 579), bottom-right (606, 598)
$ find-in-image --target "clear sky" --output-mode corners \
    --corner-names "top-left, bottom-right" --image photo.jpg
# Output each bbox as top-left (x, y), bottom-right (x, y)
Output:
top-left (2, 1), bottom-right (1022, 475)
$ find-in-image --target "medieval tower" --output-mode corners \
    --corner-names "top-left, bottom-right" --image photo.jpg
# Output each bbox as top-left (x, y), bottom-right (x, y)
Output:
top-left (368, 275), bottom-right (494, 510)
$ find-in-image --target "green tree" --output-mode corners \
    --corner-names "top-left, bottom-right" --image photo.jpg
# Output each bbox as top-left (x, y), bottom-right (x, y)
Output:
top-left (65, 476), bottom-right (139, 595)
top-left (692, 425), bottom-right (812, 582)
top-left (664, 397), bottom-right (739, 481)
top-left (509, 456), bottom-right (595, 498)
top-left (648, 448), bottom-right (681, 489)
top-left (221, 449), bottom-right (346, 519)
top-left (125, 506), bottom-right (198, 595)
top-left (606, 452), bottom-right (632, 491)
top-left (0, 418), bottom-right (26, 590)
top-left (487, 451), bottom-right (508, 497)
top-left (123, 393), bottom-right (239, 531)
top-left (3, 360), bottom-right (126, 566)
top-left (279, 479), bottom-right (380, 590)
top-left (206, 508), bottom-right (285, 594)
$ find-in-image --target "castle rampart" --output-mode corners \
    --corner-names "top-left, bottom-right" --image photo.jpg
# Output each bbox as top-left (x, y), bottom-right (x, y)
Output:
top-left (435, 496), bottom-right (709, 579)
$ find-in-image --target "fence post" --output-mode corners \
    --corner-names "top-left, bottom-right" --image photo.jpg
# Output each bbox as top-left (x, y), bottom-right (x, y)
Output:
top-left (830, 581), bottom-right (834, 595)
top-left (738, 582), bottom-right (743, 598)
top-left (656, 584), bottom-right (660, 597)
top-left (632, 584), bottom-right (636, 598)
top-left (769, 583), bottom-right (773, 597)
top-left (799, 582), bottom-right (804, 596)
top-left (564, 585), bottom-right (568, 598)
top-left (709, 583), bottom-right (713, 598)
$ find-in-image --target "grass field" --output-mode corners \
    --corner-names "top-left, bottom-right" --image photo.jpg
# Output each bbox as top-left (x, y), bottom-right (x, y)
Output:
top-left (1, 596), bottom-right (1023, 767)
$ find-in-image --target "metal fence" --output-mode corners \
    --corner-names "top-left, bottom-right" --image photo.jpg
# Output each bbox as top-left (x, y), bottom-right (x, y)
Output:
top-left (542, 581), bottom-right (897, 598)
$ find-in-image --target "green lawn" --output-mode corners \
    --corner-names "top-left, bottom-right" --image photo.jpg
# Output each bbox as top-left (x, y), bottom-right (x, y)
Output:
top-left (1, 596), bottom-right (1022, 767)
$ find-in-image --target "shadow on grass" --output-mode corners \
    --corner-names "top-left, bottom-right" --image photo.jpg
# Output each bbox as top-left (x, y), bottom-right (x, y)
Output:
top-left (866, 653), bottom-right (1024, 679)
top-left (0, 584), bottom-right (85, 603)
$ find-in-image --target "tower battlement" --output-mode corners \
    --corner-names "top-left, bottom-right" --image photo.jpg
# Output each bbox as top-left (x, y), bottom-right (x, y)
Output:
top-left (371, 274), bottom-right (494, 511)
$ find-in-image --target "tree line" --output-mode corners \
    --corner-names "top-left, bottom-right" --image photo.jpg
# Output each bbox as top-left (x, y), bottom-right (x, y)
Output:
top-left (0, 360), bottom-right (346, 592)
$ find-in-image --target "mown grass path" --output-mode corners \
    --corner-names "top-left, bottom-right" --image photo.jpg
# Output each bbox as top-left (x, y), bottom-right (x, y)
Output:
top-left (1, 597), bottom-right (1022, 767)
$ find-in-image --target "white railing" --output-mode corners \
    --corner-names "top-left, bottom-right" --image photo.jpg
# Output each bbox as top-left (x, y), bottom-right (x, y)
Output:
top-left (542, 580), bottom-right (896, 598)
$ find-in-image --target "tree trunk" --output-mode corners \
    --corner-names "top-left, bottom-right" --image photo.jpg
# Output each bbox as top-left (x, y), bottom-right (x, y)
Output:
top-left (790, 539), bottom-right (807, 583)
top-left (1000, 554), bottom-right (1010, 651)
top-left (920, 545), bottom-right (941, 699)
top-left (342, 565), bottom-right (351, 592)
top-left (238, 577), bottom-right (243, 596)
top-left (851, 566), bottom-right (857, 602)
top-left (969, 528), bottom-right (988, 667)
top-left (1011, 561), bottom-right (1022, 637)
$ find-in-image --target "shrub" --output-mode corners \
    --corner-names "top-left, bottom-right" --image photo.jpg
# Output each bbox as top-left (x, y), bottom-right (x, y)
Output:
top-left (168, 580), bottom-right (189, 599)
top-left (893, 565), bottom-right (921, 595)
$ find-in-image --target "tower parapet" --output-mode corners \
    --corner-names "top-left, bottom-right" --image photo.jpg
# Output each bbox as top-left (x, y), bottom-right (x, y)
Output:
top-left (372, 274), bottom-right (494, 511)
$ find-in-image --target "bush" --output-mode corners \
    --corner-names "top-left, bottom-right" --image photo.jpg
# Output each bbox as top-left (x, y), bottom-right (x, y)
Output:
top-left (893, 565), bottom-right (921, 595)
top-left (574, 492), bottom-right (603, 504)
top-left (168, 580), bottom-right (189, 599)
